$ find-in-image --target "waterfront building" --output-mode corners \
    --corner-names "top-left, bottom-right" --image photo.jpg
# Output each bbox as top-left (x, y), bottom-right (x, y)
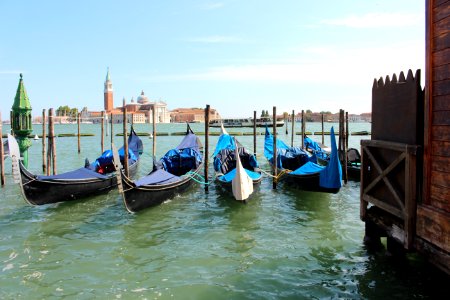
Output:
top-left (87, 69), bottom-right (171, 124)
top-left (104, 67), bottom-right (114, 112)
top-left (170, 107), bottom-right (221, 123)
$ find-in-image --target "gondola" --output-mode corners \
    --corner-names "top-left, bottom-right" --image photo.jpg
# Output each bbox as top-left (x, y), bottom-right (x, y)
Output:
top-left (264, 126), bottom-right (342, 193)
top-left (346, 147), bottom-right (361, 181)
top-left (116, 125), bottom-right (203, 213)
top-left (213, 124), bottom-right (262, 201)
top-left (8, 127), bottom-right (143, 205)
top-left (304, 135), bottom-right (361, 182)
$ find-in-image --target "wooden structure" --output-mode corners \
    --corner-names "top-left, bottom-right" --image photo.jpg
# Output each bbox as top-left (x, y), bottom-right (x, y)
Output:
top-left (420, 0), bottom-right (450, 273)
top-left (361, 0), bottom-right (449, 274)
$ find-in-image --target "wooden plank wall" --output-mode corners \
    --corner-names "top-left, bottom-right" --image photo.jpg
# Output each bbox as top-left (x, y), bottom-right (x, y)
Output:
top-left (420, 0), bottom-right (450, 254)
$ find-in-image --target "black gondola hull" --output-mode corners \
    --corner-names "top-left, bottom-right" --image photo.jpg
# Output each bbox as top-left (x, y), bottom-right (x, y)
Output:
top-left (20, 161), bottom-right (139, 205)
top-left (281, 171), bottom-right (340, 194)
top-left (121, 165), bottom-right (203, 212)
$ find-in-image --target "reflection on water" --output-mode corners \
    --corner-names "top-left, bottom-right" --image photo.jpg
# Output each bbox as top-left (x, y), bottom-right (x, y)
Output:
top-left (0, 123), bottom-right (447, 299)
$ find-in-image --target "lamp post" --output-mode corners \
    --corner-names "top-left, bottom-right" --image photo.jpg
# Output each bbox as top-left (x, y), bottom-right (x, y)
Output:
top-left (11, 74), bottom-right (33, 167)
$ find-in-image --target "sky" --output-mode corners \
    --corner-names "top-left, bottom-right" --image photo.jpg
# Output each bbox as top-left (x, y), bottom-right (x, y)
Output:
top-left (0, 0), bottom-right (425, 119)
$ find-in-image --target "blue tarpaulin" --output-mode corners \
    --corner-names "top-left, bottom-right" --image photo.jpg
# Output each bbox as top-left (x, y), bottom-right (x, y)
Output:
top-left (218, 168), bottom-right (262, 183)
top-left (264, 126), bottom-right (342, 189)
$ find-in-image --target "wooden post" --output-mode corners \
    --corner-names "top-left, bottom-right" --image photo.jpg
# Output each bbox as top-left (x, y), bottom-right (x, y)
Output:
top-left (291, 110), bottom-right (295, 147)
top-left (339, 109), bottom-right (347, 183)
top-left (46, 109), bottom-right (51, 176)
top-left (123, 99), bottom-right (129, 177)
top-left (204, 105), bottom-right (210, 193)
top-left (110, 112), bottom-right (113, 147)
top-left (152, 105), bottom-right (156, 162)
top-left (42, 109), bottom-right (47, 173)
top-left (285, 115), bottom-right (288, 135)
top-left (338, 109), bottom-right (343, 153)
top-left (321, 113), bottom-right (325, 145)
top-left (345, 111), bottom-right (349, 150)
top-left (101, 111), bottom-right (105, 153)
top-left (49, 108), bottom-right (57, 175)
top-left (253, 110), bottom-right (257, 155)
top-left (105, 113), bottom-right (108, 137)
top-left (131, 113), bottom-right (134, 127)
top-left (272, 106), bottom-right (277, 189)
top-left (0, 111), bottom-right (4, 186)
top-left (301, 110), bottom-right (305, 149)
top-left (77, 112), bottom-right (81, 154)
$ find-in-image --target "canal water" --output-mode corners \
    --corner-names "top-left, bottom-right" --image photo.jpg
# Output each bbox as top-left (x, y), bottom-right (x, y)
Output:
top-left (0, 122), bottom-right (447, 299)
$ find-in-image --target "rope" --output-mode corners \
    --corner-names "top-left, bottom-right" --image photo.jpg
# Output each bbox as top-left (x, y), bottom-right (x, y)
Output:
top-left (259, 168), bottom-right (292, 182)
top-left (185, 171), bottom-right (211, 185)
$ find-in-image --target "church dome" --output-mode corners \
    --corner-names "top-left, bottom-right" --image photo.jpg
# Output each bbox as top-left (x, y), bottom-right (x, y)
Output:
top-left (137, 90), bottom-right (149, 104)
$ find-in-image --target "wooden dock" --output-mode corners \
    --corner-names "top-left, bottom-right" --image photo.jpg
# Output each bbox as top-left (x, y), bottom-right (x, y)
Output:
top-left (361, 0), bottom-right (450, 275)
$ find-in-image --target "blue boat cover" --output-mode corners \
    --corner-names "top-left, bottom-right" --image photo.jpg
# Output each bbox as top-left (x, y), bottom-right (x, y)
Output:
top-left (176, 132), bottom-right (201, 153)
top-left (213, 133), bottom-right (236, 157)
top-left (264, 127), bottom-right (314, 169)
top-left (134, 169), bottom-right (181, 186)
top-left (304, 136), bottom-right (329, 161)
top-left (138, 127), bottom-right (202, 186)
top-left (37, 167), bottom-right (109, 180)
top-left (264, 126), bottom-right (342, 189)
top-left (158, 131), bottom-right (203, 175)
top-left (218, 168), bottom-right (262, 183)
top-left (318, 127), bottom-right (342, 189)
top-left (213, 133), bottom-right (259, 175)
top-left (91, 128), bottom-right (141, 173)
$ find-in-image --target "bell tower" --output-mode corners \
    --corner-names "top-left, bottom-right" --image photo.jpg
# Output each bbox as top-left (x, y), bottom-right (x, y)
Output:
top-left (104, 67), bottom-right (114, 111)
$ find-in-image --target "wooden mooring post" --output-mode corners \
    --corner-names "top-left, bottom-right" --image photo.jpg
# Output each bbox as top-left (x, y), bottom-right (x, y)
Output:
top-left (291, 110), bottom-right (295, 147)
top-left (321, 113), bottom-right (325, 145)
top-left (0, 111), bottom-right (5, 186)
top-left (285, 114), bottom-right (288, 135)
top-left (339, 109), bottom-right (348, 184)
top-left (101, 111), bottom-right (105, 154)
top-left (77, 112), bottom-right (81, 154)
top-left (123, 99), bottom-right (129, 177)
top-left (253, 111), bottom-right (257, 155)
top-left (152, 105), bottom-right (157, 163)
top-left (301, 110), bottom-right (305, 149)
top-left (204, 105), bottom-right (210, 193)
top-left (345, 111), bottom-right (349, 150)
top-left (272, 106), bottom-right (277, 190)
top-left (110, 112), bottom-right (113, 147)
top-left (47, 108), bottom-right (57, 175)
top-left (42, 109), bottom-right (47, 173)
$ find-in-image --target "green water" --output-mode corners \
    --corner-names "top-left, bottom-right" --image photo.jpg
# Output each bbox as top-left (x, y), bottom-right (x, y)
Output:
top-left (0, 123), bottom-right (446, 299)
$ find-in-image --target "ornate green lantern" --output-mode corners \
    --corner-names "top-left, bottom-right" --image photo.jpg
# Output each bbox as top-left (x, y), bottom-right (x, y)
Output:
top-left (11, 74), bottom-right (33, 167)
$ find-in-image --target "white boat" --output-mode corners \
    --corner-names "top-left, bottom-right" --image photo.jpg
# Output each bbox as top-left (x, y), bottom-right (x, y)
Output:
top-left (34, 134), bottom-right (39, 140)
top-left (209, 117), bottom-right (284, 128)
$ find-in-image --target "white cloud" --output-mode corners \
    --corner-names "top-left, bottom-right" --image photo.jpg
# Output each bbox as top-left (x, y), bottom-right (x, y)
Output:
top-left (144, 39), bottom-right (424, 87)
top-left (184, 35), bottom-right (243, 43)
top-left (321, 12), bottom-right (422, 28)
top-left (201, 2), bottom-right (224, 10)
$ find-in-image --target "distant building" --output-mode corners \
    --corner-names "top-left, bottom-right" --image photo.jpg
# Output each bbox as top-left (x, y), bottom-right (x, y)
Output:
top-left (170, 107), bottom-right (221, 123)
top-left (104, 67), bottom-right (114, 112)
top-left (87, 69), bottom-right (170, 124)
